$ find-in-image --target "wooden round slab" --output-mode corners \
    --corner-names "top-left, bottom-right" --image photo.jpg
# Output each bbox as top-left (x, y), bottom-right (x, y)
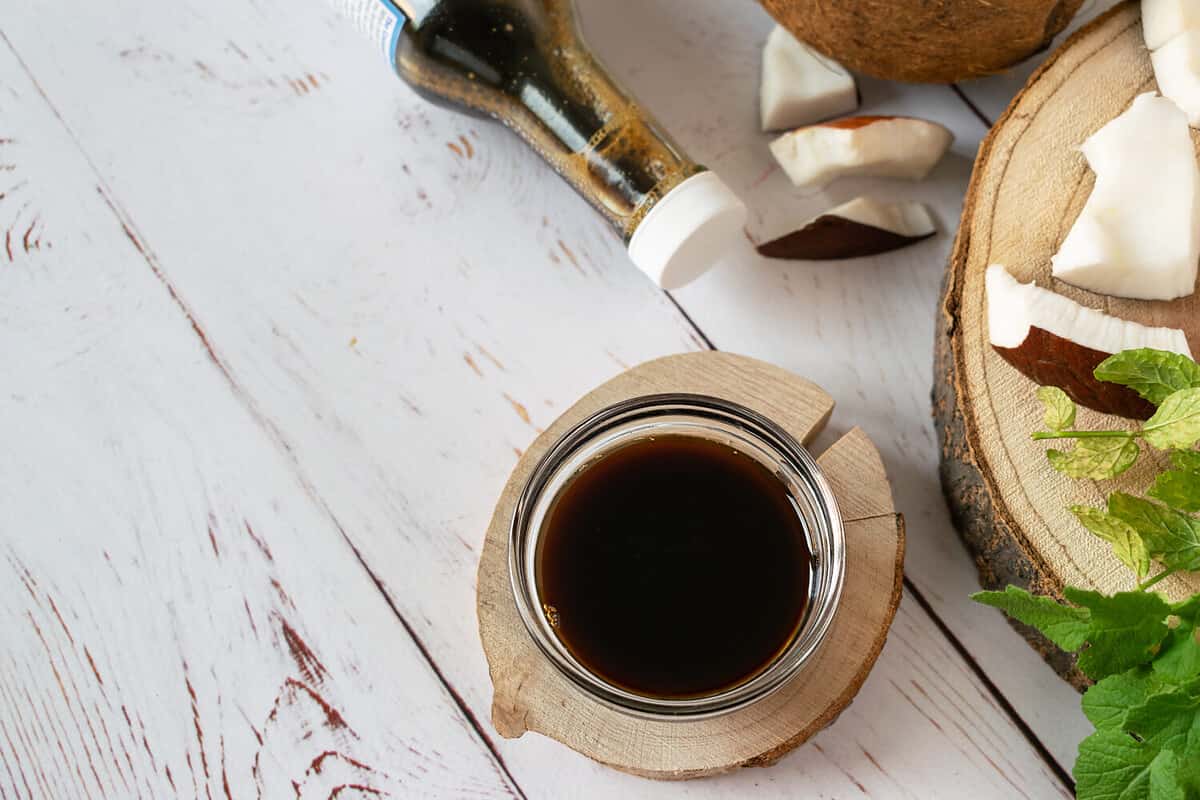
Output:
top-left (476, 352), bottom-right (904, 779)
top-left (935, 1), bottom-right (1200, 689)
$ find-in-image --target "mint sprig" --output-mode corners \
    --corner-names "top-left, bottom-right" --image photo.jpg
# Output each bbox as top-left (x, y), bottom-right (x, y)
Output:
top-left (1081, 668), bottom-right (1163, 731)
top-left (1047, 437), bottom-right (1140, 479)
top-left (1028, 355), bottom-right (1200, 481)
top-left (1093, 348), bottom-right (1200, 406)
top-left (972, 587), bottom-right (1169, 680)
top-left (974, 348), bottom-right (1200, 800)
top-left (1172, 451), bottom-right (1200, 473)
top-left (1071, 506), bottom-right (1150, 579)
top-left (1144, 388), bottom-right (1200, 451)
top-left (1107, 493), bottom-right (1200, 574)
top-left (1150, 470), bottom-right (1200, 513)
top-left (972, 585), bottom-right (1090, 651)
top-left (1039, 385), bottom-right (1077, 431)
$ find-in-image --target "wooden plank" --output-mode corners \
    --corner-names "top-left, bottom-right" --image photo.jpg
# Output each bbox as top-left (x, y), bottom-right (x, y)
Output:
top-left (0, 36), bottom-right (518, 800)
top-left (956, 0), bottom-right (1124, 124)
top-left (1, 0), bottom-right (1074, 795)
top-left (576, 0), bottom-right (1096, 773)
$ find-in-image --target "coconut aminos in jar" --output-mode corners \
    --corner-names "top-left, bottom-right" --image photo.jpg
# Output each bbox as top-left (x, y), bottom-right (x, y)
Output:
top-left (331, 0), bottom-right (747, 287)
top-left (535, 433), bottom-right (813, 700)
top-left (509, 395), bottom-right (846, 718)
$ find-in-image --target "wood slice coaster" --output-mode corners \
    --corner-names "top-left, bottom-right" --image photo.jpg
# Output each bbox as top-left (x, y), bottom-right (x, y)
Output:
top-left (935, 0), bottom-right (1200, 689)
top-left (476, 352), bottom-right (904, 779)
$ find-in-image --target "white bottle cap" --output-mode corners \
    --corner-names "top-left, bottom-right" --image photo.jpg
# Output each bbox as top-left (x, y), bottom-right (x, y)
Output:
top-left (627, 171), bottom-right (749, 289)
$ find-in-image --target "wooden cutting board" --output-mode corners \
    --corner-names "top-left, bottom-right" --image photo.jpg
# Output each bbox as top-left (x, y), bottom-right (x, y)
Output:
top-left (476, 352), bottom-right (904, 779)
top-left (935, 0), bottom-right (1200, 689)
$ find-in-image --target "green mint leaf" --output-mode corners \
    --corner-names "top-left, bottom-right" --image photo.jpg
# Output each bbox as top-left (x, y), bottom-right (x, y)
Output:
top-left (1063, 588), bottom-right (1172, 679)
top-left (1083, 669), bottom-right (1164, 731)
top-left (1094, 349), bottom-right (1200, 406)
top-left (1075, 729), bottom-right (1157, 800)
top-left (1047, 436), bottom-right (1140, 479)
top-left (1075, 683), bottom-right (1200, 800)
top-left (1038, 385), bottom-right (1077, 431)
top-left (1178, 742), bottom-right (1200, 797)
top-left (1154, 597), bottom-right (1200, 684)
top-left (1108, 493), bottom-right (1200, 572)
top-left (1143, 388), bottom-right (1200, 451)
top-left (1123, 684), bottom-right (1200, 751)
top-left (1171, 596), bottom-right (1200, 623)
top-left (1149, 470), bottom-right (1200, 513)
top-left (1149, 750), bottom-right (1185, 800)
top-left (1154, 628), bottom-right (1200, 684)
top-left (1171, 450), bottom-right (1200, 474)
top-left (1072, 506), bottom-right (1151, 578)
top-left (1075, 679), bottom-right (1200, 800)
top-left (971, 586), bottom-right (1090, 651)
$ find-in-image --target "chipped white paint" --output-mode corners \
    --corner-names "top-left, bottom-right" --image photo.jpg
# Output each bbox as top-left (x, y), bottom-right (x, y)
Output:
top-left (0, 37), bottom-right (516, 800)
top-left (0, 0), bottom-right (1094, 796)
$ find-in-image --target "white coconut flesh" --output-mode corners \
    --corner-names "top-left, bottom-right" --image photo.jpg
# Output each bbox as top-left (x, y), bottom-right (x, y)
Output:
top-left (1144, 0), bottom-right (1200, 126)
top-left (760, 25), bottom-right (857, 131)
top-left (1143, 0), bottom-right (1200, 51)
top-left (1050, 92), bottom-right (1200, 300)
top-left (986, 264), bottom-right (1193, 357)
top-left (821, 197), bottom-right (935, 237)
top-left (1152, 31), bottom-right (1200, 125)
top-left (769, 117), bottom-right (953, 188)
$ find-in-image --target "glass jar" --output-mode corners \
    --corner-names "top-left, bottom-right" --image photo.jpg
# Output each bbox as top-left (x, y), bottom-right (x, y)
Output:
top-left (508, 393), bottom-right (846, 719)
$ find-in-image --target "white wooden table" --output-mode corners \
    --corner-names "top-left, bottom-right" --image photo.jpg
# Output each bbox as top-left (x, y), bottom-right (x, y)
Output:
top-left (0, 1), bottom-right (1117, 797)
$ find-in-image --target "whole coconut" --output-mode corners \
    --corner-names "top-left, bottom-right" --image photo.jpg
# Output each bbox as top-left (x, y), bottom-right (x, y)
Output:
top-left (759, 0), bottom-right (1084, 83)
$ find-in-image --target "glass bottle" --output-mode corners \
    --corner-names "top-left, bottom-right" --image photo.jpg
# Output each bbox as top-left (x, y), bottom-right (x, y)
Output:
top-left (332, 0), bottom-right (747, 288)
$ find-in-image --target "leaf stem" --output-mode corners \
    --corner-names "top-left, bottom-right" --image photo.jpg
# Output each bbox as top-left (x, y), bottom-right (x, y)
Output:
top-left (1138, 568), bottom-right (1178, 591)
top-left (1031, 430), bottom-right (1141, 441)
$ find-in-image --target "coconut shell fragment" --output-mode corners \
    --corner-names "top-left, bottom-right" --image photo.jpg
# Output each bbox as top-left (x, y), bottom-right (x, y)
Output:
top-left (1050, 91), bottom-right (1200, 298)
top-left (986, 265), bottom-right (1192, 419)
top-left (992, 328), bottom-right (1157, 420)
top-left (757, 197), bottom-right (935, 260)
top-left (769, 116), bottom-right (953, 188)
top-left (760, 25), bottom-right (858, 131)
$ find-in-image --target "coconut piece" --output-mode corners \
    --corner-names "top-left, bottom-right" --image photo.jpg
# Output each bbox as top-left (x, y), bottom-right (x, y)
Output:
top-left (1143, 0), bottom-right (1200, 50)
top-left (759, 0), bottom-right (1084, 83)
top-left (760, 25), bottom-right (858, 131)
top-left (756, 197), bottom-right (935, 260)
top-left (1150, 31), bottom-right (1200, 126)
top-left (1143, 0), bottom-right (1200, 127)
top-left (1050, 92), bottom-right (1200, 300)
top-left (987, 264), bottom-right (1192, 418)
top-left (769, 116), bottom-right (953, 189)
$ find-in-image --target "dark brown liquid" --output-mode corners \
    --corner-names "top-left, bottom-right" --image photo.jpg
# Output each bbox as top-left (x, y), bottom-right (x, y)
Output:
top-left (536, 435), bottom-right (811, 699)
top-left (393, 0), bottom-right (701, 237)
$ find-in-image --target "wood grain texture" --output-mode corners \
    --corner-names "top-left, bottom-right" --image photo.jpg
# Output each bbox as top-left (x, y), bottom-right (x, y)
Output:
top-left (0, 37), bottom-right (518, 799)
top-left (936, 1), bottom-right (1200, 686)
top-left (581, 0), bottom-right (1095, 773)
top-left (478, 353), bottom-right (902, 778)
top-left (0, 0), bottom-right (1079, 795)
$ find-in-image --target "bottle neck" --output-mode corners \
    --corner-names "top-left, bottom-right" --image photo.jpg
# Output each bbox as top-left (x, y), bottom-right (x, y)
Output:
top-left (391, 0), bottom-right (434, 26)
top-left (395, 1), bottom-right (703, 239)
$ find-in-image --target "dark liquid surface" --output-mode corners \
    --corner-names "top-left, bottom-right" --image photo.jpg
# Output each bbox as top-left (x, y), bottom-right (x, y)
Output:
top-left (536, 435), bottom-right (811, 699)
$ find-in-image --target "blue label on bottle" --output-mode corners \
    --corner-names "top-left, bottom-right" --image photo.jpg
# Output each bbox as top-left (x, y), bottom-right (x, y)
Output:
top-left (333, 0), bottom-right (408, 65)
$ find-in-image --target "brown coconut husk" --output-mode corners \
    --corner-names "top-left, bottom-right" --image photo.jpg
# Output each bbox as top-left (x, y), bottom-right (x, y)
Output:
top-left (760, 0), bottom-right (1085, 83)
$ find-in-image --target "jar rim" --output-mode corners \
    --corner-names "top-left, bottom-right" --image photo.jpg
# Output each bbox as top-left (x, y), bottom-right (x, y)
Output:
top-left (508, 393), bottom-right (846, 720)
